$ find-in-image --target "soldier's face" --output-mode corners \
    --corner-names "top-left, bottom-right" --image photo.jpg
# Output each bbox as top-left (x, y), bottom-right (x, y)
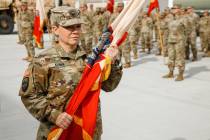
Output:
top-left (21, 4), bottom-right (27, 11)
top-left (117, 6), bottom-right (123, 13)
top-left (53, 24), bottom-right (81, 47)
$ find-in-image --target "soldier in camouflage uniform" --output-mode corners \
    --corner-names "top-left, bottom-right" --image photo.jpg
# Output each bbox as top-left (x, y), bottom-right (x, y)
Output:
top-left (140, 12), bottom-right (153, 54)
top-left (19, 6), bottom-right (123, 140)
top-left (80, 3), bottom-right (94, 54)
top-left (14, 0), bottom-right (24, 44)
top-left (163, 6), bottom-right (186, 81)
top-left (128, 19), bottom-right (140, 59)
top-left (93, 7), bottom-right (105, 44)
top-left (185, 6), bottom-right (199, 61)
top-left (207, 12), bottom-right (210, 56)
top-left (199, 10), bottom-right (209, 54)
top-left (102, 7), bottom-right (111, 29)
top-left (19, 0), bottom-right (35, 62)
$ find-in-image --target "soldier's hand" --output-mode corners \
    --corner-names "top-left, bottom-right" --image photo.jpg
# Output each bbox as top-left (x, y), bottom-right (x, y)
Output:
top-left (105, 45), bottom-right (119, 63)
top-left (55, 112), bottom-right (73, 129)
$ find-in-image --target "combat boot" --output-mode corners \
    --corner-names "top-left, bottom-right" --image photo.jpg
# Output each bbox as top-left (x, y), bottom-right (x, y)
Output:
top-left (162, 71), bottom-right (174, 78)
top-left (147, 48), bottom-right (151, 54)
top-left (185, 55), bottom-right (189, 60)
top-left (162, 64), bottom-right (174, 78)
top-left (133, 53), bottom-right (138, 59)
top-left (140, 48), bottom-right (145, 53)
top-left (192, 57), bottom-right (197, 61)
top-left (156, 48), bottom-right (161, 56)
top-left (27, 57), bottom-right (33, 62)
top-left (123, 63), bottom-right (131, 68)
top-left (175, 70), bottom-right (184, 81)
top-left (192, 49), bottom-right (197, 61)
top-left (22, 56), bottom-right (29, 61)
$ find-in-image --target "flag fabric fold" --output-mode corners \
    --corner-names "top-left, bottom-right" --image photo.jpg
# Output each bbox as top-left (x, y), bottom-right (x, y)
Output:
top-left (48, 0), bottom-right (146, 140)
top-left (148, 0), bottom-right (160, 15)
top-left (107, 0), bottom-right (114, 13)
top-left (33, 0), bottom-right (45, 49)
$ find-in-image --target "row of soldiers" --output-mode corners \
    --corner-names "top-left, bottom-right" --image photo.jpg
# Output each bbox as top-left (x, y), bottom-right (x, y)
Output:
top-left (80, 3), bottom-right (210, 81)
top-left (13, 1), bottom-right (210, 81)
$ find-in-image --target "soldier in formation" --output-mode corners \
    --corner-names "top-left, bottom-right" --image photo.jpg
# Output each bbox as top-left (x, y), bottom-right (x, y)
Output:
top-left (80, 3), bottom-right (94, 54)
top-left (140, 12), bottom-right (153, 54)
top-left (162, 6), bottom-right (186, 81)
top-left (18, 0), bottom-right (35, 62)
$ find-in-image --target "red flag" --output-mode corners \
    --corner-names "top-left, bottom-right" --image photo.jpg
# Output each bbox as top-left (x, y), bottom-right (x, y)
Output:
top-left (48, 55), bottom-right (112, 140)
top-left (107, 0), bottom-right (114, 13)
top-left (33, 0), bottom-right (45, 49)
top-left (148, 0), bottom-right (159, 15)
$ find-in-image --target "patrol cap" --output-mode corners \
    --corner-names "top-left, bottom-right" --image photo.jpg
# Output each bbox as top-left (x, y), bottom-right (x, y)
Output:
top-left (50, 6), bottom-right (83, 27)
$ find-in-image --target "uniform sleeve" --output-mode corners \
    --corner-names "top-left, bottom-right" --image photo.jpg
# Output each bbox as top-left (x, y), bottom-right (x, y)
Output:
top-left (101, 59), bottom-right (123, 92)
top-left (19, 61), bottom-right (62, 124)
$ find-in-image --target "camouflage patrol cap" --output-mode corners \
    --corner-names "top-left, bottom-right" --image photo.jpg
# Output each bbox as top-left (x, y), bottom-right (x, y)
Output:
top-left (50, 6), bottom-right (83, 27)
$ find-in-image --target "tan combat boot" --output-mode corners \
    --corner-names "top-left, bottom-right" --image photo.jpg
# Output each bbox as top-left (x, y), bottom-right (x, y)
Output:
top-left (140, 48), bottom-right (145, 53)
top-left (162, 71), bottom-right (174, 78)
top-left (162, 64), bottom-right (174, 78)
top-left (192, 49), bottom-right (198, 61)
top-left (133, 53), bottom-right (138, 59)
top-left (22, 56), bottom-right (29, 61)
top-left (123, 63), bottom-right (131, 68)
top-left (175, 70), bottom-right (184, 81)
top-left (27, 57), bottom-right (33, 62)
top-left (156, 48), bottom-right (161, 56)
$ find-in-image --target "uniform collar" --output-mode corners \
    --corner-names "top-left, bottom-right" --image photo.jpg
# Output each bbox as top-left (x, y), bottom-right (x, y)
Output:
top-left (54, 44), bottom-right (86, 60)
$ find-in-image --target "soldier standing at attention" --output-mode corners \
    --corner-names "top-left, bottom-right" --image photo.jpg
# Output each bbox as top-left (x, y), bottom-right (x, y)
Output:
top-left (162, 6), bottom-right (186, 81)
top-left (185, 6), bottom-right (199, 61)
top-left (14, 0), bottom-right (23, 44)
top-left (19, 6), bottom-right (122, 140)
top-left (128, 19), bottom-right (140, 59)
top-left (19, 0), bottom-right (35, 62)
top-left (80, 3), bottom-right (94, 54)
top-left (199, 10), bottom-right (209, 55)
top-left (93, 8), bottom-right (105, 44)
top-left (140, 12), bottom-right (153, 54)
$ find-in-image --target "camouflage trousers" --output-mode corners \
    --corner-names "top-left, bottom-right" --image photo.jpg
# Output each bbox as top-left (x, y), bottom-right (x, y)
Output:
top-left (22, 28), bottom-right (35, 57)
top-left (185, 31), bottom-right (197, 58)
top-left (200, 32), bottom-right (209, 52)
top-left (17, 19), bottom-right (23, 42)
top-left (157, 30), bottom-right (168, 56)
top-left (121, 41), bottom-right (131, 64)
top-left (81, 33), bottom-right (93, 54)
top-left (129, 36), bottom-right (138, 56)
top-left (141, 32), bottom-right (151, 50)
top-left (168, 41), bottom-right (185, 71)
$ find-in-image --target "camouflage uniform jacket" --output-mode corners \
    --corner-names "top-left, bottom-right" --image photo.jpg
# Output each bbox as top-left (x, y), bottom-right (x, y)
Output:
top-left (19, 44), bottom-right (123, 139)
top-left (199, 16), bottom-right (209, 33)
top-left (81, 11), bottom-right (94, 34)
top-left (19, 9), bottom-right (34, 29)
top-left (141, 16), bottom-right (153, 33)
top-left (168, 16), bottom-right (186, 43)
top-left (186, 13), bottom-right (199, 34)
